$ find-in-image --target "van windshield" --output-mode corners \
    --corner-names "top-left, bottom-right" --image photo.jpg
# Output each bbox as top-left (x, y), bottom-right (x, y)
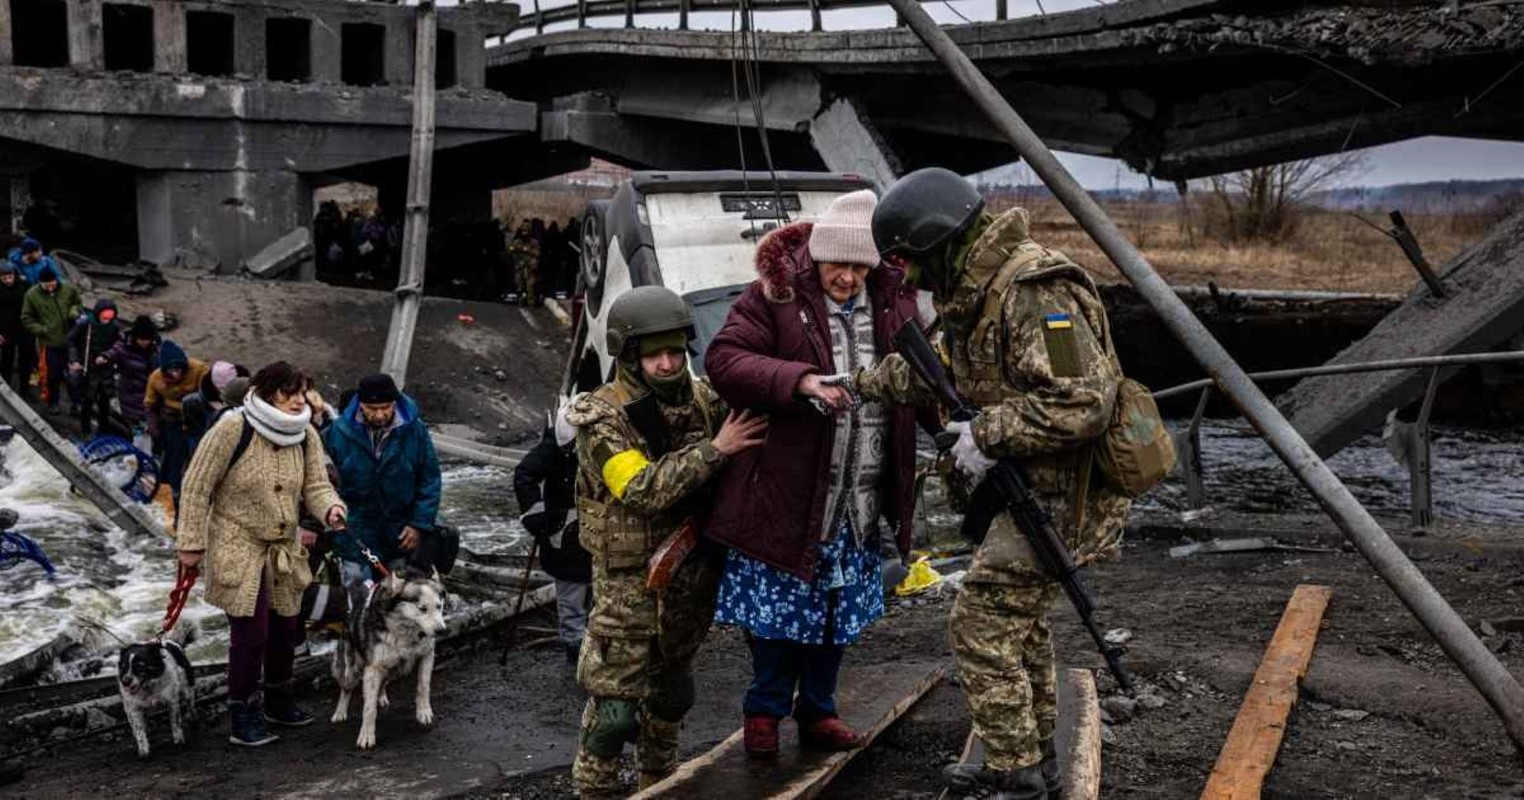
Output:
top-left (685, 284), bottom-right (748, 376)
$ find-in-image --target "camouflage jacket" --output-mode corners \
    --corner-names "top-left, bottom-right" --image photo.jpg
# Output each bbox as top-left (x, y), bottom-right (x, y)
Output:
top-left (508, 236), bottom-right (540, 270)
top-left (859, 208), bottom-right (1130, 584)
top-left (565, 370), bottom-right (727, 575)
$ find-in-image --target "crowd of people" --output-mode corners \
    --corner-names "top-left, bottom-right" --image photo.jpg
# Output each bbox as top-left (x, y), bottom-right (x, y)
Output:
top-left (6, 171), bottom-right (1133, 800)
top-left (311, 201), bottom-right (579, 305)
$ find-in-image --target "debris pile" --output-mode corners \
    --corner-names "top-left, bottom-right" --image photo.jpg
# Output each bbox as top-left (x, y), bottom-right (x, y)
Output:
top-left (1128, 3), bottom-right (1524, 65)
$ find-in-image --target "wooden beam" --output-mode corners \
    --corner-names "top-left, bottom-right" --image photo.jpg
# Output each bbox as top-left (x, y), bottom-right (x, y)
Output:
top-left (1201, 584), bottom-right (1334, 800)
top-left (632, 662), bottom-right (948, 799)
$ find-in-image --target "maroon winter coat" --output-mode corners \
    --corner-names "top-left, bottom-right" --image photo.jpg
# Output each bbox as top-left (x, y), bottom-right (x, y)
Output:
top-left (704, 221), bottom-right (924, 580)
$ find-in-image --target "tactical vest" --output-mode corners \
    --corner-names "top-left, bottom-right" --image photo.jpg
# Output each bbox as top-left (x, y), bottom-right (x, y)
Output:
top-left (575, 377), bottom-right (719, 571)
top-left (943, 239), bottom-right (1110, 498)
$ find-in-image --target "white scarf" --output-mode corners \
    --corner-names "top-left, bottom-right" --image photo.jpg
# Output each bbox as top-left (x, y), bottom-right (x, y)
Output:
top-left (242, 392), bottom-right (312, 447)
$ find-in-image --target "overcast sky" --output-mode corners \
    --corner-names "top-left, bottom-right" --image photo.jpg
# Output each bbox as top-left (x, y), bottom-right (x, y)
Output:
top-left (505, 0), bottom-right (1524, 189)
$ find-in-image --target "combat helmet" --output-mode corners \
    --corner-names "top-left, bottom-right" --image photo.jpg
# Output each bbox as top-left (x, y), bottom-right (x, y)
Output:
top-left (605, 286), bottom-right (695, 359)
top-left (872, 167), bottom-right (985, 255)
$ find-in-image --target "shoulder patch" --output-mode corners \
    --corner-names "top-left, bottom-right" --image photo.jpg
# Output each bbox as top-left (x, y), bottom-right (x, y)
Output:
top-left (1043, 313), bottom-right (1073, 330)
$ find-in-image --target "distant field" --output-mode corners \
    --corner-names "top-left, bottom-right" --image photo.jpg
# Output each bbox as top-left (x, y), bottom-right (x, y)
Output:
top-left (999, 196), bottom-right (1509, 294)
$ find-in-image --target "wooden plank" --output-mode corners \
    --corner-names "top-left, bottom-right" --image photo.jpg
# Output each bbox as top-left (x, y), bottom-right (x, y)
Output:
top-left (939, 668), bottom-right (1102, 800)
top-left (1201, 584), bottom-right (1334, 800)
top-left (632, 662), bottom-right (948, 800)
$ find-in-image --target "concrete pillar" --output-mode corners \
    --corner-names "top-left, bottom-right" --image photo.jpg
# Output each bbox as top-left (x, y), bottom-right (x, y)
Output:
top-left (234, 7), bottom-right (267, 79)
top-left (153, 0), bottom-right (186, 74)
top-left (384, 17), bottom-right (411, 86)
top-left (9, 179), bottom-right (31, 236)
top-left (311, 13), bottom-right (341, 84)
top-left (0, 0), bottom-right (14, 67)
top-left (808, 97), bottom-right (902, 193)
top-left (136, 169), bottom-right (312, 273)
top-left (455, 22), bottom-right (484, 89)
top-left (67, 0), bottom-right (105, 72)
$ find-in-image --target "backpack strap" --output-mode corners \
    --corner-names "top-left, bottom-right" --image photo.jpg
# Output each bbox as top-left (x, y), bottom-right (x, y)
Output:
top-left (229, 417), bottom-right (255, 471)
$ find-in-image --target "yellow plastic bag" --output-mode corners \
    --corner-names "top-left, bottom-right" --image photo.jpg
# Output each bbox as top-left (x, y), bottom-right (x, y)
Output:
top-left (894, 558), bottom-right (944, 597)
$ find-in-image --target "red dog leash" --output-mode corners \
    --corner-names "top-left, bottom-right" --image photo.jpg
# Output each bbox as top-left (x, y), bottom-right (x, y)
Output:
top-left (158, 561), bottom-right (199, 639)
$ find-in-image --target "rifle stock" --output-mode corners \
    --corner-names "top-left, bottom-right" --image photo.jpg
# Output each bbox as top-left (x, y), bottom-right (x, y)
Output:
top-left (893, 320), bottom-right (1135, 694)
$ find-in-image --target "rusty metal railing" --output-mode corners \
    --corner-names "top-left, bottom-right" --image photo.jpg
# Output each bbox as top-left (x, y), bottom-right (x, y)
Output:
top-left (1156, 351), bottom-right (1524, 527)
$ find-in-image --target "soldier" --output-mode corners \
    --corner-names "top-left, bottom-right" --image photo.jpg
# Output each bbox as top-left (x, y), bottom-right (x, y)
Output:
top-left (844, 168), bottom-right (1129, 800)
top-left (508, 220), bottom-right (542, 307)
top-left (566, 286), bottom-right (768, 798)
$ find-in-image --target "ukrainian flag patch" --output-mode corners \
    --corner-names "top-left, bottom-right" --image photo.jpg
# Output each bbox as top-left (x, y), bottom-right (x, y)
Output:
top-left (1044, 313), bottom-right (1073, 330)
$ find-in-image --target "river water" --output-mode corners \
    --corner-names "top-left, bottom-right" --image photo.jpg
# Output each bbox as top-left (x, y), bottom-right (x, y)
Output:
top-left (0, 440), bottom-right (525, 673)
top-left (2, 421), bottom-right (1521, 672)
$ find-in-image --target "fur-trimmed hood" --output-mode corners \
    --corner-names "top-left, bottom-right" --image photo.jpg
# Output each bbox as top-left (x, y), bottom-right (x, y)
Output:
top-left (753, 221), bottom-right (905, 305)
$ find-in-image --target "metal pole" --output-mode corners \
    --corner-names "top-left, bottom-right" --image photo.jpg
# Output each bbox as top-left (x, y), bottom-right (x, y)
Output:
top-left (882, 0), bottom-right (1524, 752)
top-left (378, 1), bottom-right (438, 389)
top-left (1411, 367), bottom-right (1441, 529)
top-left (1390, 210), bottom-right (1446, 299)
top-left (1152, 351), bottom-right (1524, 401)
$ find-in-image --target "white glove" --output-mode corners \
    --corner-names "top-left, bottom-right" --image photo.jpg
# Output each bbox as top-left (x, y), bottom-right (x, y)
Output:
top-left (946, 421), bottom-right (996, 484)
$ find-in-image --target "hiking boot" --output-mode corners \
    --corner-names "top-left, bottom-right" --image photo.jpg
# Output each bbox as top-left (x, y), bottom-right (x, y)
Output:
top-left (263, 681), bottom-right (314, 727)
top-left (799, 716), bottom-right (864, 752)
top-left (1039, 737), bottom-right (1062, 798)
top-left (744, 716), bottom-right (780, 758)
top-left (228, 700), bottom-right (279, 747)
top-left (943, 760), bottom-right (997, 792)
top-left (945, 761), bottom-right (1049, 799)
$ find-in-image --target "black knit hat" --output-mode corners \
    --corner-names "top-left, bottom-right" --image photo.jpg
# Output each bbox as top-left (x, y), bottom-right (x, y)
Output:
top-left (357, 373), bottom-right (400, 404)
top-left (129, 315), bottom-right (157, 340)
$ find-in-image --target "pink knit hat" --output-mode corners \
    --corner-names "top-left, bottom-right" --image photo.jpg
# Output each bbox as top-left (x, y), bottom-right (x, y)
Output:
top-left (210, 361), bottom-right (238, 392)
top-left (808, 189), bottom-right (880, 267)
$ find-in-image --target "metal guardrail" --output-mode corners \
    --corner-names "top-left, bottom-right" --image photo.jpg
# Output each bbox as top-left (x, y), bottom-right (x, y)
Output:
top-left (1158, 351), bottom-right (1524, 527)
top-left (508, 0), bottom-right (1022, 35)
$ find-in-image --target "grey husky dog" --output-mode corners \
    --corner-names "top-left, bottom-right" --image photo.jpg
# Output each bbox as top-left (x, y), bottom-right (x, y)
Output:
top-left (330, 571), bottom-right (448, 750)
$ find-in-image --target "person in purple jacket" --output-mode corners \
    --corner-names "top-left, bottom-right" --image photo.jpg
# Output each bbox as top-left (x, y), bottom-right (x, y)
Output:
top-left (703, 190), bottom-right (929, 758)
top-left (99, 314), bottom-right (159, 430)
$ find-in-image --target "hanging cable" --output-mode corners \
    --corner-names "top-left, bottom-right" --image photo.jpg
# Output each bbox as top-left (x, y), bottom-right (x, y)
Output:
top-left (729, 3), bottom-right (759, 239)
top-left (739, 0), bottom-right (791, 223)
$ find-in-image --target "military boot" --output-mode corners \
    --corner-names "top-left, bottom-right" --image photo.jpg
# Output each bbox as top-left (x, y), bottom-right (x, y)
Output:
top-left (992, 766), bottom-right (1049, 800)
top-left (943, 762), bottom-right (1047, 800)
top-left (1039, 737), bottom-right (1062, 798)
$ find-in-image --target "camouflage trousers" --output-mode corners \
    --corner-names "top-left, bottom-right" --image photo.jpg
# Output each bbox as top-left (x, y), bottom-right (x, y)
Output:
top-left (516, 266), bottom-right (538, 305)
top-left (573, 554), bottom-right (723, 798)
top-left (950, 574), bottom-right (1060, 773)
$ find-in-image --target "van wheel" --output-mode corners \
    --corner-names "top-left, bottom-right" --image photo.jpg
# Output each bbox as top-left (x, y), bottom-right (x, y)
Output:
top-left (580, 201), bottom-right (611, 313)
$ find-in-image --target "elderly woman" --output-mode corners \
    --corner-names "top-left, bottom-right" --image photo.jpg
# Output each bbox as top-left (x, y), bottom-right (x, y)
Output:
top-left (175, 362), bottom-right (346, 748)
top-left (704, 190), bottom-right (926, 756)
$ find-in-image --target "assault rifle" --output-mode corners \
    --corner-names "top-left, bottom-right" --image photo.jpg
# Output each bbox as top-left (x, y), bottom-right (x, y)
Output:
top-left (893, 320), bottom-right (1135, 694)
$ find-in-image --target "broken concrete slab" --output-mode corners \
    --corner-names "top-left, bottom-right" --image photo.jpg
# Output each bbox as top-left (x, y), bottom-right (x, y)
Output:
top-left (1277, 208), bottom-right (1524, 457)
top-left (1168, 538), bottom-right (1338, 558)
top-left (241, 227), bottom-right (313, 279)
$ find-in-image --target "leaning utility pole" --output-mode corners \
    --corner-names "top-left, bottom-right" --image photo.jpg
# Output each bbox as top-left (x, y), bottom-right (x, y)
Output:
top-left (379, 1), bottom-right (439, 388)
top-left (881, 0), bottom-right (1524, 753)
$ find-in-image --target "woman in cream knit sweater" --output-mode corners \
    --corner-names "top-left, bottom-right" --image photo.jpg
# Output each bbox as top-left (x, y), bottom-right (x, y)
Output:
top-left (176, 361), bottom-right (346, 748)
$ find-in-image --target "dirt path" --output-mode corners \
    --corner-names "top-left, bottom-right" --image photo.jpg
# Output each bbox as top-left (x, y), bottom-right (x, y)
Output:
top-left (109, 271), bottom-right (572, 443)
top-left (10, 515), bottom-right (1524, 798)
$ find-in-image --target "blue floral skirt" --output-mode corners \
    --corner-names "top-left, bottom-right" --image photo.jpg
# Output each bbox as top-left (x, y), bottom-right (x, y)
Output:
top-left (714, 520), bottom-right (884, 646)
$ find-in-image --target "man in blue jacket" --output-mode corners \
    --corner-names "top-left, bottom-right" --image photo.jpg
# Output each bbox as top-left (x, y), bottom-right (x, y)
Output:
top-left (8, 238), bottom-right (61, 286)
top-left (324, 373), bottom-right (443, 586)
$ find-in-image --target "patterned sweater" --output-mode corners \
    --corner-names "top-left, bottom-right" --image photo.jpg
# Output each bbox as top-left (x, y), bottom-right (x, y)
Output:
top-left (175, 412), bottom-right (344, 617)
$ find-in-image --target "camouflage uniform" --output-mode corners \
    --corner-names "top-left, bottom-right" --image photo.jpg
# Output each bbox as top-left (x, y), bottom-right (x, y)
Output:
top-left (509, 233), bottom-right (541, 306)
top-left (564, 367), bottom-right (727, 797)
top-left (859, 208), bottom-right (1128, 773)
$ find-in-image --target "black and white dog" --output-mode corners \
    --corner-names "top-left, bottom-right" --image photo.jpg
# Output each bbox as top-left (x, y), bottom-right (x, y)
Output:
top-left (330, 572), bottom-right (447, 750)
top-left (117, 625), bottom-right (196, 757)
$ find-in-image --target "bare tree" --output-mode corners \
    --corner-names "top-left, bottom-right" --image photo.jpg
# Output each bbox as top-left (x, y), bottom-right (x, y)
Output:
top-left (1203, 153), bottom-right (1369, 242)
